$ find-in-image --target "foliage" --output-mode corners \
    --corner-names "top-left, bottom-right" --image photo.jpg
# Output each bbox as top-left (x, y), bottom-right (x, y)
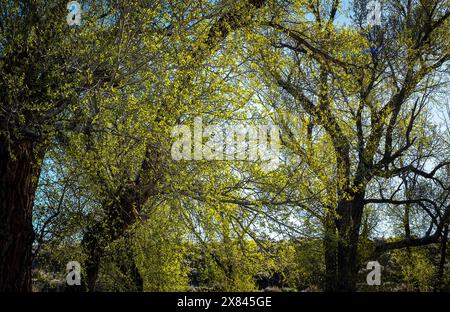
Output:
top-left (0, 0), bottom-right (448, 292)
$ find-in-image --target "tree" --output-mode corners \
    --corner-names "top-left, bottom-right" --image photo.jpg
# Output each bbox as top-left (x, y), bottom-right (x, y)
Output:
top-left (240, 0), bottom-right (450, 291)
top-left (75, 0), bottom-right (267, 291)
top-left (3, 0), bottom-right (449, 293)
top-left (0, 0), bottom-right (154, 291)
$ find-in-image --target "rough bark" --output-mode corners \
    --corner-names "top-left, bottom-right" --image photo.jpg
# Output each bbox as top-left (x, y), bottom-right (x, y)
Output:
top-left (337, 194), bottom-right (365, 291)
top-left (323, 192), bottom-right (365, 292)
top-left (323, 210), bottom-right (338, 291)
top-left (0, 137), bottom-right (45, 291)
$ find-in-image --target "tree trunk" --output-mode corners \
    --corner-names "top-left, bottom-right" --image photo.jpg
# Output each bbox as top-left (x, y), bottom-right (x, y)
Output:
top-left (81, 184), bottom-right (142, 291)
top-left (82, 222), bottom-right (106, 291)
top-left (324, 192), bottom-right (365, 292)
top-left (0, 138), bottom-right (44, 291)
top-left (434, 224), bottom-right (448, 292)
top-left (336, 194), bottom-right (365, 291)
top-left (323, 209), bottom-right (338, 291)
top-left (118, 235), bottom-right (143, 291)
top-left (82, 220), bottom-right (144, 292)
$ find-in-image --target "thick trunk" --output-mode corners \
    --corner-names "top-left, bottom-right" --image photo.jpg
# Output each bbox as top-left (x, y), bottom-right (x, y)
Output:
top-left (336, 194), bottom-right (365, 291)
top-left (323, 210), bottom-right (338, 291)
top-left (82, 221), bottom-right (143, 292)
top-left (82, 222), bottom-right (106, 291)
top-left (336, 238), bottom-right (359, 291)
top-left (0, 138), bottom-right (44, 291)
top-left (118, 235), bottom-right (143, 291)
top-left (82, 144), bottom-right (160, 291)
top-left (83, 228), bottom-right (144, 292)
top-left (324, 193), bottom-right (365, 292)
top-left (81, 185), bottom-right (142, 291)
top-left (121, 256), bottom-right (144, 292)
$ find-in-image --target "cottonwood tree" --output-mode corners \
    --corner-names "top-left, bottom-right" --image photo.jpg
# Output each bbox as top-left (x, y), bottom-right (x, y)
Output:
top-left (0, 0), bottom-right (112, 291)
top-left (71, 0), bottom-right (268, 291)
top-left (227, 0), bottom-right (450, 291)
top-left (0, 0), bottom-right (168, 291)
